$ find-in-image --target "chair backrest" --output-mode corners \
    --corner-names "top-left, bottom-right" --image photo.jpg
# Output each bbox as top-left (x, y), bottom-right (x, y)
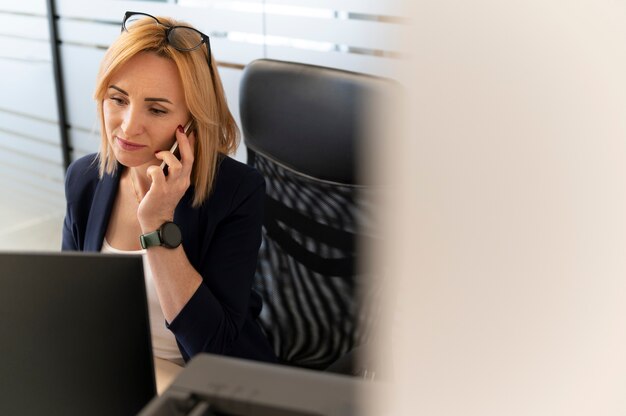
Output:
top-left (239, 59), bottom-right (388, 371)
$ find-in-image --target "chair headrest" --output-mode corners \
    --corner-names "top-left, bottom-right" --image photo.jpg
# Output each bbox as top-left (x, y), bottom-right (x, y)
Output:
top-left (240, 59), bottom-right (390, 185)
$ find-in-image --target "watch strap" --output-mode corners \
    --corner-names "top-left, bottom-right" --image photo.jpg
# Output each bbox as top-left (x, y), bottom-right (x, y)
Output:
top-left (139, 230), bottom-right (161, 249)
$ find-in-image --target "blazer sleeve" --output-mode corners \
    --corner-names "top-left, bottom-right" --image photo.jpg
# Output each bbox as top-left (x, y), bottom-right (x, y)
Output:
top-left (167, 169), bottom-right (265, 359)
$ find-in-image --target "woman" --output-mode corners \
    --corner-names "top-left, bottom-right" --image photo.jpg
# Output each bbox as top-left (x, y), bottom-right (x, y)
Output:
top-left (62, 12), bottom-right (276, 365)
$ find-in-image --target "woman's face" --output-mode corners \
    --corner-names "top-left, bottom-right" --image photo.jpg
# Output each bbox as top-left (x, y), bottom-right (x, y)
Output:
top-left (103, 52), bottom-right (189, 169)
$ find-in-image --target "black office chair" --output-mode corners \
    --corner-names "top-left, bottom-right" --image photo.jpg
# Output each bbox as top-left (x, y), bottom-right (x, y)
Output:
top-left (239, 59), bottom-right (389, 374)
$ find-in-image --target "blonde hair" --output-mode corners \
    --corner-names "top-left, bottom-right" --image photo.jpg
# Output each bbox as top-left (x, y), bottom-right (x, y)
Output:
top-left (94, 15), bottom-right (239, 207)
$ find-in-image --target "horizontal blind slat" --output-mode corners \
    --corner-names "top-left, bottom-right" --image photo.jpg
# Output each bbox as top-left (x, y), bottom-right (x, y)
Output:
top-left (0, 59), bottom-right (58, 120)
top-left (70, 129), bottom-right (99, 156)
top-left (58, 20), bottom-right (119, 47)
top-left (265, 14), bottom-right (406, 54)
top-left (60, 45), bottom-right (103, 129)
top-left (0, 13), bottom-right (50, 40)
top-left (266, 45), bottom-right (398, 78)
top-left (0, 133), bottom-right (63, 165)
top-left (0, 36), bottom-right (51, 61)
top-left (258, 0), bottom-right (406, 18)
top-left (0, 1), bottom-right (47, 15)
top-left (0, 110), bottom-right (60, 145)
top-left (0, 151), bottom-right (65, 182)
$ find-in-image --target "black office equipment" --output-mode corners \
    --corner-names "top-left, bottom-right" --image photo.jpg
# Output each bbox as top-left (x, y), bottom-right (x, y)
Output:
top-left (0, 251), bottom-right (155, 416)
top-left (139, 353), bottom-right (382, 416)
top-left (240, 59), bottom-right (389, 373)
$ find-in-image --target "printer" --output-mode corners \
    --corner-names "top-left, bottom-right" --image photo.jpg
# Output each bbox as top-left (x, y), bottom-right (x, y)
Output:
top-left (139, 353), bottom-right (383, 416)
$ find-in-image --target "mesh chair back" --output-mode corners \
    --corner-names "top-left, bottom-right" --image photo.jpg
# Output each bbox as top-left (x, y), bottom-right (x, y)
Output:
top-left (240, 59), bottom-right (387, 370)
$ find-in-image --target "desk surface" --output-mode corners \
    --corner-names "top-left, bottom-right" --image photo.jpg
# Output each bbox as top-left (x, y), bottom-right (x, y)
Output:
top-left (154, 357), bottom-right (184, 394)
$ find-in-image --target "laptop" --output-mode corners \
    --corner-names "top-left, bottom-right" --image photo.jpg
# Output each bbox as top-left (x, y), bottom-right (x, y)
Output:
top-left (0, 251), bottom-right (156, 416)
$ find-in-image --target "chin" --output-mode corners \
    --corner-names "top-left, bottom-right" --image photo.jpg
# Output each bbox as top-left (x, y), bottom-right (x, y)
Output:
top-left (110, 137), bottom-right (164, 169)
top-left (113, 149), bottom-right (152, 168)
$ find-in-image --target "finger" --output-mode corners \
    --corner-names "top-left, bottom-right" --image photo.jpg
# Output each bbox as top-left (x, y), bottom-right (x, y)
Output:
top-left (146, 164), bottom-right (166, 188)
top-left (155, 149), bottom-right (183, 176)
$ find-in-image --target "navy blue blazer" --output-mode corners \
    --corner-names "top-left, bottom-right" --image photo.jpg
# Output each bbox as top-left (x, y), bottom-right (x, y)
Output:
top-left (62, 153), bottom-right (276, 364)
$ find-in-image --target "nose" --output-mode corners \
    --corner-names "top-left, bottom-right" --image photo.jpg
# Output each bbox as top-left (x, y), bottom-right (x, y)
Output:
top-left (120, 105), bottom-right (145, 137)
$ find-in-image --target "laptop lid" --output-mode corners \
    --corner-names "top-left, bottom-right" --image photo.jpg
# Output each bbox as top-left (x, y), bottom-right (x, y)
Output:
top-left (0, 251), bottom-right (156, 416)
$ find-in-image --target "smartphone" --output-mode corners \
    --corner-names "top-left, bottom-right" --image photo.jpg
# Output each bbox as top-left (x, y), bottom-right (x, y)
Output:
top-left (161, 119), bottom-right (194, 175)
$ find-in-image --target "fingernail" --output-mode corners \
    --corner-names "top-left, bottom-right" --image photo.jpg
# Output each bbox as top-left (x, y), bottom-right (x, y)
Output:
top-left (177, 125), bottom-right (184, 133)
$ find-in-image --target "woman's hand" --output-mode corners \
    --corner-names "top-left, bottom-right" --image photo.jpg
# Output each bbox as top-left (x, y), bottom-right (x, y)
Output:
top-left (137, 125), bottom-right (195, 232)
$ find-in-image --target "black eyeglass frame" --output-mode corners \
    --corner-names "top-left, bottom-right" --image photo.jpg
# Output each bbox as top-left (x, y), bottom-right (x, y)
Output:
top-left (122, 11), bottom-right (213, 69)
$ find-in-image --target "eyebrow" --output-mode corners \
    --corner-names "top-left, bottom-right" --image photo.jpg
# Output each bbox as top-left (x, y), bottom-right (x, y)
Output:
top-left (108, 85), bottom-right (173, 104)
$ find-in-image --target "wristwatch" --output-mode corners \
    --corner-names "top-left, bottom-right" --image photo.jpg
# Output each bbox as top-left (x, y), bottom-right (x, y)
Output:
top-left (140, 221), bottom-right (182, 249)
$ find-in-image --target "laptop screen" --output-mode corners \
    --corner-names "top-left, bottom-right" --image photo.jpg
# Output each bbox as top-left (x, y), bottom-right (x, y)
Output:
top-left (0, 251), bottom-right (156, 416)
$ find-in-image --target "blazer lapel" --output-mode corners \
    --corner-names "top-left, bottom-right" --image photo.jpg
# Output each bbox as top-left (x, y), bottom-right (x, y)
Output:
top-left (84, 168), bottom-right (121, 252)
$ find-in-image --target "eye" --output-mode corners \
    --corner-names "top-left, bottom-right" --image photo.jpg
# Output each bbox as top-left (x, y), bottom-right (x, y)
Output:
top-left (149, 108), bottom-right (167, 116)
top-left (109, 96), bottom-right (126, 106)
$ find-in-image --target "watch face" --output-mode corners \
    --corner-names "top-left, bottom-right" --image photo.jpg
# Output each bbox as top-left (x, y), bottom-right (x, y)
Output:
top-left (160, 222), bottom-right (182, 248)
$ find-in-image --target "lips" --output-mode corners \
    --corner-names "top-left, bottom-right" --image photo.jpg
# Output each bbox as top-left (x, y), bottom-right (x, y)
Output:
top-left (116, 137), bottom-right (146, 151)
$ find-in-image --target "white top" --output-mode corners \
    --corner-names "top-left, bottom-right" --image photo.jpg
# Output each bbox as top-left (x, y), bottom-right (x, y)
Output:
top-left (101, 239), bottom-right (185, 366)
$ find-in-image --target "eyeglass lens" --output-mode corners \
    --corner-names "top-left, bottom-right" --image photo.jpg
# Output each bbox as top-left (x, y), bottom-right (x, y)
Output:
top-left (124, 14), bottom-right (157, 30)
top-left (167, 28), bottom-right (204, 51)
